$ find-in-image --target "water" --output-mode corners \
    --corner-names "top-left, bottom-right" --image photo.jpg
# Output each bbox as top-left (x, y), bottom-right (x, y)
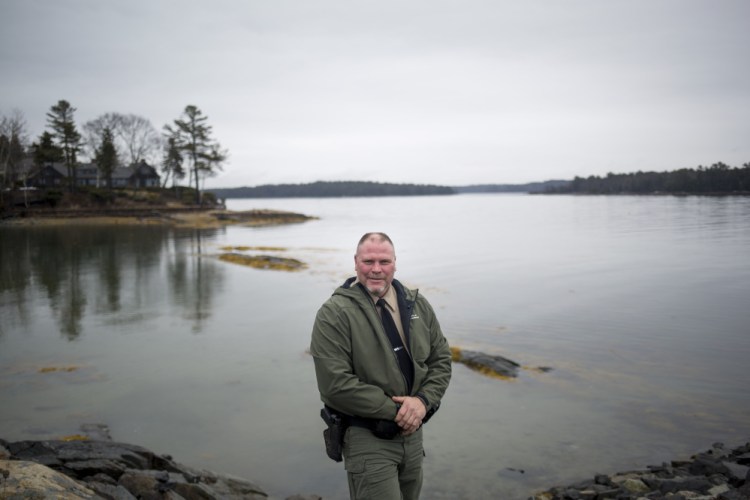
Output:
top-left (1, 194), bottom-right (749, 499)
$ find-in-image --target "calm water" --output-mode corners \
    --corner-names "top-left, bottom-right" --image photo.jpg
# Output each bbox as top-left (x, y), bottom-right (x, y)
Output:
top-left (1, 194), bottom-right (749, 499)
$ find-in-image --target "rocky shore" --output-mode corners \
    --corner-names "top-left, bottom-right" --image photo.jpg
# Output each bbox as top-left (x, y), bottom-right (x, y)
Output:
top-left (530, 441), bottom-right (750, 500)
top-left (0, 429), bottom-right (320, 500)
top-left (2, 428), bottom-right (748, 499)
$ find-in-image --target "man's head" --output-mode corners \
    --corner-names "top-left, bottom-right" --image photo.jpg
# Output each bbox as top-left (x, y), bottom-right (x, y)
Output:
top-left (355, 232), bottom-right (396, 296)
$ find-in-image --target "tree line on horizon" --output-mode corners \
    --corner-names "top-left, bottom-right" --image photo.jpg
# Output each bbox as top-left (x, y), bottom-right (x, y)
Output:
top-left (544, 162), bottom-right (750, 195)
top-left (209, 180), bottom-right (454, 199)
top-left (0, 102), bottom-right (227, 205)
top-left (208, 179), bottom-right (575, 198)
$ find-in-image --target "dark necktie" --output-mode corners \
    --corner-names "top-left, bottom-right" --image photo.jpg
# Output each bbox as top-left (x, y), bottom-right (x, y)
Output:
top-left (377, 298), bottom-right (414, 393)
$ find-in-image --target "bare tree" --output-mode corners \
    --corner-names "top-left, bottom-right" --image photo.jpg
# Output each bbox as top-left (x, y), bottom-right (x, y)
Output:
top-left (117, 114), bottom-right (162, 165)
top-left (84, 113), bottom-right (162, 167)
top-left (0, 109), bottom-right (28, 192)
top-left (82, 113), bottom-right (120, 161)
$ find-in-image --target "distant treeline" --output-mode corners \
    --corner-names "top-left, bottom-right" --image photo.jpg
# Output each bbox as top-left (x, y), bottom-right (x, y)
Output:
top-left (456, 180), bottom-right (570, 194)
top-left (209, 180), bottom-right (575, 198)
top-left (208, 181), bottom-right (455, 199)
top-left (546, 162), bottom-right (750, 195)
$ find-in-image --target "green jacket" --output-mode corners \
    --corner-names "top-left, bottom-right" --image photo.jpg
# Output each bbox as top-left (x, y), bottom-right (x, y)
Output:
top-left (310, 277), bottom-right (452, 420)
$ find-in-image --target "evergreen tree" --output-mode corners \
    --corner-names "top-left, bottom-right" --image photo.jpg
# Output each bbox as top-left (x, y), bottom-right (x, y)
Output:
top-left (160, 135), bottom-right (184, 189)
top-left (46, 100), bottom-right (82, 191)
top-left (94, 127), bottom-right (118, 190)
top-left (164, 105), bottom-right (227, 204)
top-left (31, 131), bottom-right (64, 166)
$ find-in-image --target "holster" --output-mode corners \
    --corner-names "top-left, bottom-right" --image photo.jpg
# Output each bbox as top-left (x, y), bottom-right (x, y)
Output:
top-left (320, 406), bottom-right (346, 462)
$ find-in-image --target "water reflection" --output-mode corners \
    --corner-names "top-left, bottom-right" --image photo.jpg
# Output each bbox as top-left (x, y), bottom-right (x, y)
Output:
top-left (0, 225), bottom-right (225, 338)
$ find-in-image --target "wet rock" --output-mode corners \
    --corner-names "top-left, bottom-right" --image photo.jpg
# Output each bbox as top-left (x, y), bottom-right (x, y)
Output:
top-left (450, 346), bottom-right (521, 378)
top-left (218, 252), bottom-right (307, 271)
top-left (621, 477), bottom-right (650, 493)
top-left (2, 438), bottom-right (268, 499)
top-left (0, 459), bottom-right (98, 499)
top-left (80, 423), bottom-right (113, 441)
top-left (529, 441), bottom-right (750, 500)
top-left (450, 346), bottom-right (553, 379)
top-left (92, 483), bottom-right (138, 499)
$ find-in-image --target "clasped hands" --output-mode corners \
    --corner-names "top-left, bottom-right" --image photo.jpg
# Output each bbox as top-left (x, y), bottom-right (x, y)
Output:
top-left (392, 395), bottom-right (426, 436)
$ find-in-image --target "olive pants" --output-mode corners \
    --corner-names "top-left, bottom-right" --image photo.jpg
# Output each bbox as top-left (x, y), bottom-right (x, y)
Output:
top-left (342, 425), bottom-right (425, 500)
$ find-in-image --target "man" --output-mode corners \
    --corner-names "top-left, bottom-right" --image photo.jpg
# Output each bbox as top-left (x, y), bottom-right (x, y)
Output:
top-left (310, 232), bottom-right (452, 500)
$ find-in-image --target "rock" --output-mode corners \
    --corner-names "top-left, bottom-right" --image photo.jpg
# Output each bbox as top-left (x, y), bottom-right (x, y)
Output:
top-left (529, 442), bottom-right (750, 500)
top-left (218, 252), bottom-right (307, 271)
top-left (622, 477), bottom-right (650, 493)
top-left (80, 423), bottom-right (113, 441)
top-left (8, 439), bottom-right (154, 471)
top-left (659, 477), bottom-right (714, 494)
top-left (2, 438), bottom-right (268, 499)
top-left (0, 459), bottom-right (98, 499)
top-left (450, 346), bottom-right (521, 378)
top-left (689, 454), bottom-right (731, 476)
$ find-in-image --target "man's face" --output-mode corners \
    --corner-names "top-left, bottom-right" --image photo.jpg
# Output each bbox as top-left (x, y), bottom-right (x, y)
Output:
top-left (354, 238), bottom-right (396, 296)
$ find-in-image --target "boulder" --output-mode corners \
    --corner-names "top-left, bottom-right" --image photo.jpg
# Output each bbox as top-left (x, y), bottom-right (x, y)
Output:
top-left (0, 459), bottom-right (98, 499)
top-left (2, 438), bottom-right (268, 500)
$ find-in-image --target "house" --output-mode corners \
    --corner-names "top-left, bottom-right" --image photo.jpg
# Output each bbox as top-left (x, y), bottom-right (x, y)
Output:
top-left (27, 163), bottom-right (66, 187)
top-left (20, 159), bottom-right (161, 189)
top-left (115, 161), bottom-right (161, 188)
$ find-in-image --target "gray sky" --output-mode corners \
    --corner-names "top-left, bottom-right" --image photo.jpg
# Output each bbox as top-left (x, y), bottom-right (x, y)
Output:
top-left (2, 0), bottom-right (749, 188)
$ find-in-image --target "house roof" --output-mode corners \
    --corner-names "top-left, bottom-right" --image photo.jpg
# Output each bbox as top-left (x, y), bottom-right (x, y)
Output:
top-left (20, 159), bottom-right (160, 181)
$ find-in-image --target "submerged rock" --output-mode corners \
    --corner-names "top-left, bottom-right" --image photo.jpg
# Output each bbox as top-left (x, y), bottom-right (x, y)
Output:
top-left (218, 252), bottom-right (307, 271)
top-left (451, 346), bottom-right (522, 379)
top-left (211, 209), bottom-right (316, 227)
top-left (450, 346), bottom-right (553, 380)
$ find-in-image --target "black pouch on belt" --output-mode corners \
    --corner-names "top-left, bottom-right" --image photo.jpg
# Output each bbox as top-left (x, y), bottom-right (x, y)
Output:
top-left (371, 419), bottom-right (401, 440)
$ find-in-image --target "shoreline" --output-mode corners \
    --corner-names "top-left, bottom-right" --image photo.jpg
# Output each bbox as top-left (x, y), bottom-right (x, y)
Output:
top-left (0, 206), bottom-right (318, 229)
top-left (2, 433), bottom-right (748, 499)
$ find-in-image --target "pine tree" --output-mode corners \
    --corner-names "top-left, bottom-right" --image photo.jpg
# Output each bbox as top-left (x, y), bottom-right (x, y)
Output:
top-left (95, 127), bottom-right (118, 191)
top-left (46, 100), bottom-right (82, 191)
top-left (160, 135), bottom-right (184, 189)
top-left (164, 105), bottom-right (227, 204)
top-left (31, 131), bottom-right (63, 166)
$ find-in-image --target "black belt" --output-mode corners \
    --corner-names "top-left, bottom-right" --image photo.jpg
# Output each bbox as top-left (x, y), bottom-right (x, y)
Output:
top-left (347, 415), bottom-right (401, 440)
top-left (348, 416), bottom-right (377, 430)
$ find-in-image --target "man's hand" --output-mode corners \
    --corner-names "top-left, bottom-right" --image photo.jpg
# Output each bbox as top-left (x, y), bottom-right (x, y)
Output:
top-left (392, 395), bottom-right (427, 435)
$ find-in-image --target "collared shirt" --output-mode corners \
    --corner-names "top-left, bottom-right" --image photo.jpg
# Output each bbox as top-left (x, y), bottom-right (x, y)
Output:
top-left (355, 280), bottom-right (408, 350)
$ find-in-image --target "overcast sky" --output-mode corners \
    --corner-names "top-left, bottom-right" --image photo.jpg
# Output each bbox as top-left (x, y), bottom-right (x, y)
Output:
top-left (2, 0), bottom-right (748, 188)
